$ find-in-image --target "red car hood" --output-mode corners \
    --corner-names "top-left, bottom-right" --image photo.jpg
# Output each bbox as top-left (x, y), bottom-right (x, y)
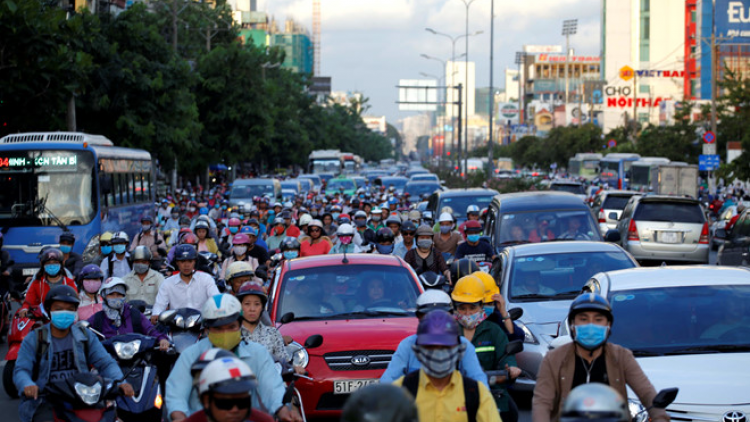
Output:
top-left (278, 317), bottom-right (418, 356)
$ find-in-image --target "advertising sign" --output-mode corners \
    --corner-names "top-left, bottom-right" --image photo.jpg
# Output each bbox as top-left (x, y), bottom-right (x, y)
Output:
top-left (497, 103), bottom-right (519, 122)
top-left (717, 0), bottom-right (750, 44)
top-left (537, 54), bottom-right (600, 63)
top-left (398, 79), bottom-right (438, 111)
top-left (618, 66), bottom-right (684, 81)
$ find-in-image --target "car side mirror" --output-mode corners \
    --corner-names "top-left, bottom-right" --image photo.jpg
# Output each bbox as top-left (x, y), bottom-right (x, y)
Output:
top-left (608, 212), bottom-right (618, 220)
top-left (280, 312), bottom-right (295, 324)
top-left (508, 307), bottom-right (523, 321)
top-left (652, 388), bottom-right (679, 409)
top-left (605, 229), bottom-right (621, 243)
top-left (304, 334), bottom-right (323, 349)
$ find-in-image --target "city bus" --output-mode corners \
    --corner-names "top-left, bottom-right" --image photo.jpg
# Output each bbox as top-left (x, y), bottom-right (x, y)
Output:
top-left (629, 157), bottom-right (671, 192)
top-left (0, 132), bottom-right (153, 282)
top-left (598, 153), bottom-right (641, 190)
top-left (567, 153), bottom-right (603, 181)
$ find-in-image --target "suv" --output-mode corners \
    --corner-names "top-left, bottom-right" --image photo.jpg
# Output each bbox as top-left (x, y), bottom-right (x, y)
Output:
top-left (591, 190), bottom-right (641, 236)
top-left (426, 188), bottom-right (497, 226)
top-left (615, 195), bottom-right (709, 264)
top-left (548, 180), bottom-right (586, 202)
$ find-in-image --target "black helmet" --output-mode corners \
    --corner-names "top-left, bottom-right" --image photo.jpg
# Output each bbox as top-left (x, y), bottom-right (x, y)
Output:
top-left (280, 237), bottom-right (301, 252)
top-left (401, 220), bottom-right (417, 233)
top-left (418, 271), bottom-right (446, 289)
top-left (40, 248), bottom-right (64, 265)
top-left (375, 227), bottom-right (395, 244)
top-left (449, 259), bottom-right (479, 284)
top-left (568, 293), bottom-right (613, 325)
top-left (341, 384), bottom-right (418, 422)
top-left (58, 231), bottom-right (75, 243)
top-left (174, 244), bottom-right (198, 261)
top-left (44, 285), bottom-right (80, 312)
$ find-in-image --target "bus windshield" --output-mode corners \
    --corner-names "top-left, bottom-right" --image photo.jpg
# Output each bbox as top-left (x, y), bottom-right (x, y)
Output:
top-left (630, 166), bottom-right (651, 190)
top-left (599, 161), bottom-right (620, 183)
top-left (312, 159), bottom-right (340, 174)
top-left (0, 150), bottom-right (96, 227)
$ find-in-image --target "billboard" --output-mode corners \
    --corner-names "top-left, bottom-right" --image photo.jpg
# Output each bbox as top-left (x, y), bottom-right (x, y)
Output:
top-left (398, 79), bottom-right (438, 111)
top-left (717, 0), bottom-right (750, 43)
top-left (362, 116), bottom-right (387, 134)
top-left (497, 103), bottom-right (520, 123)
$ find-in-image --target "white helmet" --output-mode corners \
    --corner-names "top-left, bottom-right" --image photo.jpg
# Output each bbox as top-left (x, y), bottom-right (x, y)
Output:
top-left (438, 212), bottom-right (454, 223)
top-left (299, 214), bottom-right (313, 226)
top-left (99, 277), bottom-right (128, 295)
top-left (201, 294), bottom-right (242, 328)
top-left (336, 223), bottom-right (355, 237)
top-left (198, 356), bottom-right (257, 395)
top-left (416, 290), bottom-right (452, 314)
top-left (466, 205), bottom-right (480, 215)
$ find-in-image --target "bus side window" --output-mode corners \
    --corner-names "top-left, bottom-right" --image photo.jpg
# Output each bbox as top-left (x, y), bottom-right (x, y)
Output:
top-left (120, 173), bottom-right (128, 204)
top-left (144, 172), bottom-right (151, 202)
top-left (112, 173), bottom-right (121, 205)
top-left (127, 173), bottom-right (135, 204)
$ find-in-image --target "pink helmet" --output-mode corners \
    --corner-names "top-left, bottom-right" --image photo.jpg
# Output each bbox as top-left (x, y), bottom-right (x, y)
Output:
top-left (232, 233), bottom-right (251, 245)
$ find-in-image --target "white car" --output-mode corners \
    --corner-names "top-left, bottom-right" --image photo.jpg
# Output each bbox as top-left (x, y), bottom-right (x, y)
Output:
top-left (556, 266), bottom-right (750, 422)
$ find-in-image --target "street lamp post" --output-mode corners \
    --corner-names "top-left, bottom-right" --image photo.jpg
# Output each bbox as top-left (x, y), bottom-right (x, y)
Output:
top-left (515, 51), bottom-right (525, 125)
top-left (562, 19), bottom-right (578, 106)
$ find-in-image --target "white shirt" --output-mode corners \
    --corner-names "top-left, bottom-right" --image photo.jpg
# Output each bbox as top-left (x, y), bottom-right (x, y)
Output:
top-left (152, 271), bottom-right (220, 315)
top-left (99, 253), bottom-right (131, 279)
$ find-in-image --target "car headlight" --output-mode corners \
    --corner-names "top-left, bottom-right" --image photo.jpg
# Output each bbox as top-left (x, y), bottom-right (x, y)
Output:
top-left (515, 321), bottom-right (538, 345)
top-left (628, 399), bottom-right (648, 422)
top-left (74, 382), bottom-right (102, 405)
top-left (285, 341), bottom-right (310, 368)
top-left (114, 340), bottom-right (141, 360)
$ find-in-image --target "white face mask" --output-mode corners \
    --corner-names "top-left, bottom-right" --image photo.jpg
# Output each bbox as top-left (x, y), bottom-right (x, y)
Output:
top-left (233, 246), bottom-right (248, 256)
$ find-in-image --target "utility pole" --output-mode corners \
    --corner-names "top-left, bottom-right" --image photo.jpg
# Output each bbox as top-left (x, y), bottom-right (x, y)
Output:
top-left (488, 0), bottom-right (495, 177)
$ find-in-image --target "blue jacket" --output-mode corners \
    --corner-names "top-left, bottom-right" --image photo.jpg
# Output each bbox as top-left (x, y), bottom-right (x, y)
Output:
top-left (393, 241), bottom-right (416, 259)
top-left (165, 337), bottom-right (285, 417)
top-left (14, 324), bottom-right (124, 422)
top-left (379, 334), bottom-right (489, 387)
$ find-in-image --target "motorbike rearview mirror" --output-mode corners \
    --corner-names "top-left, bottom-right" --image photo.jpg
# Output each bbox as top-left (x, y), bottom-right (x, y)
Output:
top-left (159, 309), bottom-right (177, 323)
top-left (280, 312), bottom-right (295, 325)
top-left (304, 334), bottom-right (323, 349)
top-left (651, 388), bottom-right (678, 409)
top-left (508, 308), bottom-right (523, 321)
top-left (505, 340), bottom-right (523, 356)
top-left (78, 320), bottom-right (90, 329)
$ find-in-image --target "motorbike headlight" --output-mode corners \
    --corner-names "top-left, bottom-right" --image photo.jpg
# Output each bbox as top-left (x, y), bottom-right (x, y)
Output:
top-left (285, 341), bottom-right (310, 368)
top-left (114, 340), bottom-right (141, 361)
top-left (174, 315), bottom-right (185, 328)
top-left (74, 382), bottom-right (102, 406)
top-left (628, 399), bottom-right (648, 422)
top-left (185, 314), bottom-right (201, 329)
top-left (515, 321), bottom-right (538, 345)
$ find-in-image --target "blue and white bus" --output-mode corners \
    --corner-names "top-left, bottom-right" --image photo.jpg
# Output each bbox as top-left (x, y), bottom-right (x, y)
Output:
top-left (598, 153), bottom-right (641, 190)
top-left (0, 132), bottom-right (153, 282)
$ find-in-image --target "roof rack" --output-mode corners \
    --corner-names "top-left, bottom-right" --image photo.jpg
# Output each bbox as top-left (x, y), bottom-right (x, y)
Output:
top-left (0, 132), bottom-right (114, 146)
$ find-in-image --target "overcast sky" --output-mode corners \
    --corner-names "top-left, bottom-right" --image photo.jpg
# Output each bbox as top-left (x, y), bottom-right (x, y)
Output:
top-left (258, 0), bottom-right (602, 124)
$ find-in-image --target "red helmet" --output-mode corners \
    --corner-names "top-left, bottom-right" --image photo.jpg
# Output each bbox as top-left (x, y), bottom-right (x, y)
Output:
top-left (232, 233), bottom-right (251, 245)
top-left (228, 218), bottom-right (241, 227)
top-left (181, 233), bottom-right (198, 245)
top-left (235, 282), bottom-right (268, 307)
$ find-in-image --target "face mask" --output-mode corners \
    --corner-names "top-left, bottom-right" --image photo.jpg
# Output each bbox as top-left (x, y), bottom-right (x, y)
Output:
top-left (354, 219), bottom-right (366, 228)
top-left (134, 263), bottom-right (150, 274)
top-left (371, 216), bottom-right (381, 222)
top-left (376, 243), bottom-right (394, 254)
top-left (417, 239), bottom-right (433, 249)
top-left (214, 204), bottom-right (220, 209)
top-left (50, 310), bottom-right (77, 330)
top-left (107, 297), bottom-right (125, 310)
top-left (208, 330), bottom-right (242, 351)
top-left (440, 226), bottom-right (452, 234)
top-left (412, 344), bottom-right (464, 379)
top-left (332, 213), bottom-right (340, 220)
top-left (456, 310), bottom-right (486, 329)
top-left (83, 280), bottom-right (102, 294)
top-left (142, 225), bottom-right (152, 232)
top-left (113, 244), bottom-right (127, 255)
top-left (340, 236), bottom-right (352, 245)
top-left (45, 264), bottom-right (61, 277)
top-left (229, 227), bottom-right (239, 234)
top-left (189, 207), bottom-right (196, 212)
top-left (222, 205), bottom-right (228, 210)
top-left (283, 251), bottom-right (298, 260)
top-left (467, 234), bottom-right (481, 243)
top-left (59, 245), bottom-right (72, 254)
top-left (233, 246), bottom-right (247, 256)
top-left (171, 214), bottom-right (180, 220)
top-left (574, 323), bottom-right (609, 350)
top-left (101, 245), bottom-right (112, 255)
top-left (484, 305), bottom-right (496, 316)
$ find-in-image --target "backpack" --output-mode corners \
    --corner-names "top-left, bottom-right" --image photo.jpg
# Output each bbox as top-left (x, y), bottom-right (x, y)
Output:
top-left (33, 325), bottom-right (89, 381)
top-left (91, 306), bottom-right (143, 335)
top-left (401, 370), bottom-right (479, 422)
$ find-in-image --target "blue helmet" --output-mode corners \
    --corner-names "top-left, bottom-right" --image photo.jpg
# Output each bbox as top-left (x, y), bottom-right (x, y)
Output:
top-left (415, 310), bottom-right (460, 347)
top-left (78, 264), bottom-right (103, 281)
top-left (174, 244), bottom-right (198, 261)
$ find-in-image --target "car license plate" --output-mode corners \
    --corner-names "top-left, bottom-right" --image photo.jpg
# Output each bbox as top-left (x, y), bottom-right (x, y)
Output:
top-left (660, 232), bottom-right (679, 244)
top-left (333, 379), bottom-right (377, 394)
top-left (22, 268), bottom-right (38, 276)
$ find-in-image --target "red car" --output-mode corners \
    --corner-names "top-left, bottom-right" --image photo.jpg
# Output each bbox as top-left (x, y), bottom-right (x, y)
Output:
top-left (269, 254), bottom-right (423, 419)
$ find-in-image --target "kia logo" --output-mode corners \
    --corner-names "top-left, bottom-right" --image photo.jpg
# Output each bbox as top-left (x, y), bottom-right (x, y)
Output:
top-left (351, 355), bottom-right (370, 366)
top-left (724, 411), bottom-right (747, 422)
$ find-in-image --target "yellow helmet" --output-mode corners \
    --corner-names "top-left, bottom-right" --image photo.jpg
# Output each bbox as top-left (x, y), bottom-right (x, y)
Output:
top-left (100, 232), bottom-right (113, 243)
top-left (451, 275), bottom-right (485, 304)
top-left (225, 261), bottom-right (255, 281)
top-left (472, 271), bottom-right (499, 304)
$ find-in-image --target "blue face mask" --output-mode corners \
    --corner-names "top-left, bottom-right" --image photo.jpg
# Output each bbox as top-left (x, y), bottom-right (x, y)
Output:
top-left (229, 227), bottom-right (239, 234)
top-left (59, 245), bottom-right (72, 254)
top-left (283, 251), bottom-right (299, 260)
top-left (467, 234), bottom-right (481, 243)
top-left (484, 306), bottom-right (496, 316)
top-left (101, 245), bottom-right (112, 255)
top-left (222, 205), bottom-right (227, 210)
top-left (332, 213), bottom-right (340, 220)
top-left (574, 324), bottom-right (609, 350)
top-left (214, 204), bottom-right (220, 209)
top-left (440, 226), bottom-right (452, 234)
top-left (376, 243), bottom-right (394, 254)
top-left (113, 244), bottom-right (127, 255)
top-left (50, 310), bottom-right (76, 330)
top-left (45, 264), bottom-right (61, 277)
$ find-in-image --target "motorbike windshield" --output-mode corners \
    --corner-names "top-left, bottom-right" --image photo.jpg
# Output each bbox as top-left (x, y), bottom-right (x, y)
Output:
top-left (0, 150), bottom-right (96, 227)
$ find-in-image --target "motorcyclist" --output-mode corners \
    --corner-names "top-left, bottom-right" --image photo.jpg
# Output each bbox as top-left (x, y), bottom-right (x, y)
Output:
top-left (368, 207), bottom-right (384, 231)
top-left (472, 271), bottom-right (523, 342)
top-left (434, 212), bottom-right (463, 257)
top-left (220, 234), bottom-right (260, 282)
top-left (393, 220), bottom-right (417, 259)
top-left (404, 225), bottom-right (449, 279)
top-left (274, 237), bottom-right (301, 268)
top-left (76, 264), bottom-right (104, 321)
top-left (372, 227), bottom-right (396, 255)
top-left (380, 289), bottom-right (488, 386)
top-left (14, 285), bottom-right (133, 422)
top-left (532, 293), bottom-right (668, 422)
top-left (266, 218), bottom-right (287, 252)
top-left (458, 205), bottom-right (482, 240)
top-left (185, 356), bottom-right (275, 422)
top-left (385, 214), bottom-right (404, 244)
top-left (236, 283), bottom-right (289, 364)
top-left (165, 294), bottom-right (298, 422)
top-left (329, 224), bottom-right (361, 254)
top-left (122, 245), bottom-right (165, 306)
top-left (452, 276), bottom-right (521, 422)
top-left (299, 220), bottom-right (333, 256)
top-left (131, 215), bottom-right (166, 259)
top-left (219, 217), bottom-right (242, 251)
top-left (58, 231), bottom-right (83, 279)
top-left (20, 248), bottom-right (78, 318)
top-left (353, 210), bottom-right (376, 248)
top-left (163, 209), bottom-right (182, 238)
top-left (225, 261), bottom-right (263, 295)
top-left (455, 220), bottom-right (495, 263)
top-left (87, 277), bottom-right (170, 351)
top-left (100, 231), bottom-right (131, 278)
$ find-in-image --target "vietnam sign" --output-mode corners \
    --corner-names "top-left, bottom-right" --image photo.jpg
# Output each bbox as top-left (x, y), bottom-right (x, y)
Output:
top-left (618, 66), bottom-right (685, 81)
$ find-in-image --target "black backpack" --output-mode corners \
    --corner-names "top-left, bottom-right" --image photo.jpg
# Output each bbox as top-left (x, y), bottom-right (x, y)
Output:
top-left (401, 370), bottom-right (480, 422)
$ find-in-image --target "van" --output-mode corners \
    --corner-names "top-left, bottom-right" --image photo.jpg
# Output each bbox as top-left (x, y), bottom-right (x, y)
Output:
top-left (228, 178), bottom-right (281, 210)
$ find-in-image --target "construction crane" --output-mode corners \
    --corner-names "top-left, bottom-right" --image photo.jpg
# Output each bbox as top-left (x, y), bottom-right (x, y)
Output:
top-left (312, 0), bottom-right (320, 76)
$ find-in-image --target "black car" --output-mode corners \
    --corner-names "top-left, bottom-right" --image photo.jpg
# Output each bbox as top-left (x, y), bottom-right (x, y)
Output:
top-left (426, 188), bottom-right (497, 226)
top-left (717, 208), bottom-right (750, 266)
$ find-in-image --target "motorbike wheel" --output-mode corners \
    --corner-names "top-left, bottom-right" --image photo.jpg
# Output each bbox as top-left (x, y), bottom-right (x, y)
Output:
top-left (3, 360), bottom-right (17, 399)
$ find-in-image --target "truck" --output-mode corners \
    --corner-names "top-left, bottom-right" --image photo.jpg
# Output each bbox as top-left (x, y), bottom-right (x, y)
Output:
top-left (649, 163), bottom-right (699, 198)
top-left (308, 150), bottom-right (343, 175)
top-left (629, 157), bottom-right (671, 192)
top-left (340, 153), bottom-right (361, 174)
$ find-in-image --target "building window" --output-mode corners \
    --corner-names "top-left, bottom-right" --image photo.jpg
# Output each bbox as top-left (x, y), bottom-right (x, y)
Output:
top-left (638, 112), bottom-right (649, 123)
top-left (639, 84), bottom-right (650, 94)
top-left (640, 0), bottom-right (650, 62)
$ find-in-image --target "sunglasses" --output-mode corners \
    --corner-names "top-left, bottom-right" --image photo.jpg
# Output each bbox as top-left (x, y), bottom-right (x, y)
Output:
top-left (402, 232), bottom-right (416, 236)
top-left (212, 396), bottom-right (252, 411)
top-left (309, 228), bottom-right (322, 233)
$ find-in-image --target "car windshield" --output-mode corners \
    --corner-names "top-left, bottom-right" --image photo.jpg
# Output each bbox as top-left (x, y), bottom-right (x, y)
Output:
top-left (404, 183), bottom-right (440, 197)
top-left (327, 179), bottom-right (355, 191)
top-left (602, 195), bottom-right (633, 210)
top-left (411, 174), bottom-right (438, 182)
top-left (498, 210), bottom-right (602, 243)
top-left (550, 184), bottom-right (585, 195)
top-left (608, 285), bottom-right (750, 354)
top-left (381, 178), bottom-right (407, 190)
top-left (277, 265), bottom-right (420, 320)
top-left (634, 202), bottom-right (704, 223)
top-left (0, 150), bottom-right (96, 226)
top-left (509, 251), bottom-right (634, 301)
top-left (280, 182), bottom-right (299, 192)
top-left (352, 178), bottom-right (366, 188)
top-left (439, 195), bottom-right (495, 220)
top-left (231, 183), bottom-right (274, 199)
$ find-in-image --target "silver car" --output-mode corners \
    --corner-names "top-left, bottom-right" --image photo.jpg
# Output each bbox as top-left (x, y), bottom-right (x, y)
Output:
top-left (495, 241), bottom-right (637, 391)
top-left (590, 190), bottom-right (640, 236)
top-left (616, 195), bottom-right (709, 264)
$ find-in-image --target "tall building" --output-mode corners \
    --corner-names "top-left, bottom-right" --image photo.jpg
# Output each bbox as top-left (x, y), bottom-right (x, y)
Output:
top-left (269, 19), bottom-right (314, 74)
